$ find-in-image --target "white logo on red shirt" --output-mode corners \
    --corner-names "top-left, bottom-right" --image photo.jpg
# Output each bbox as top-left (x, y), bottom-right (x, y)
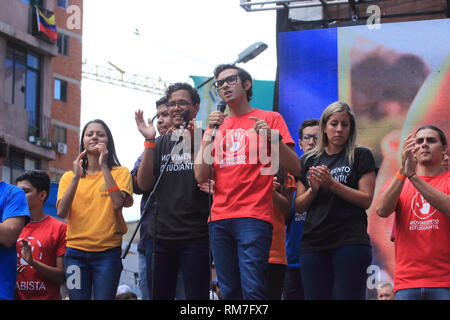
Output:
top-left (222, 129), bottom-right (248, 157)
top-left (411, 193), bottom-right (437, 220)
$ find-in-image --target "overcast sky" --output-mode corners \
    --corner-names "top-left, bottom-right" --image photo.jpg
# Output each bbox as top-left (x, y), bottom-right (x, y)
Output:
top-left (81, 1), bottom-right (277, 221)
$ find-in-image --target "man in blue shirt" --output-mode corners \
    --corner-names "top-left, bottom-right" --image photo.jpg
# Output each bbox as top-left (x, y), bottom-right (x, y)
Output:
top-left (283, 119), bottom-right (319, 300)
top-left (0, 135), bottom-right (30, 300)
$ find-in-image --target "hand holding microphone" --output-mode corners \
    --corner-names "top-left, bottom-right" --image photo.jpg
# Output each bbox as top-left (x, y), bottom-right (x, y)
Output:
top-left (209, 100), bottom-right (227, 140)
top-left (181, 109), bottom-right (192, 128)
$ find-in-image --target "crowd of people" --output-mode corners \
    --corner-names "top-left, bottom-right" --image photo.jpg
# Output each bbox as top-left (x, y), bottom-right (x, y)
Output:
top-left (0, 64), bottom-right (448, 300)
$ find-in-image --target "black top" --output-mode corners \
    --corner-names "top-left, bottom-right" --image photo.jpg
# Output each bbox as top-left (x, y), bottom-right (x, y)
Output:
top-left (134, 133), bottom-right (210, 242)
top-left (298, 147), bottom-right (376, 253)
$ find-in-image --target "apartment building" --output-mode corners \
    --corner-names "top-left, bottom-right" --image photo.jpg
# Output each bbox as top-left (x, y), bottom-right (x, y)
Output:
top-left (0, 0), bottom-right (83, 213)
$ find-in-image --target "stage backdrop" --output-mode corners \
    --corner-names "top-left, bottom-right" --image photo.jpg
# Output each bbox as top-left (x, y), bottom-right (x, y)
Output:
top-left (278, 18), bottom-right (450, 284)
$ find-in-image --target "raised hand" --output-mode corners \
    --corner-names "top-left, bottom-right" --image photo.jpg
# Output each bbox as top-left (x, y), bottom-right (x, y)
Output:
top-left (248, 116), bottom-right (272, 137)
top-left (135, 110), bottom-right (156, 140)
top-left (401, 134), bottom-right (418, 177)
top-left (73, 149), bottom-right (87, 178)
top-left (95, 142), bottom-right (109, 168)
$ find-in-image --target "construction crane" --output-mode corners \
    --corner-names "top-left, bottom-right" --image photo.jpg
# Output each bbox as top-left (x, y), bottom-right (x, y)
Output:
top-left (81, 62), bottom-right (171, 95)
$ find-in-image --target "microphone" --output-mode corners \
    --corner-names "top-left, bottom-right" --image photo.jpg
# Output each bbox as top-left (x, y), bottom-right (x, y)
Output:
top-left (181, 109), bottom-right (191, 128)
top-left (212, 100), bottom-right (226, 140)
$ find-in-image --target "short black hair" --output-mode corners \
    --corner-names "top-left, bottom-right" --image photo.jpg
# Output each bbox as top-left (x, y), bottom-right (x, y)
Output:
top-left (213, 64), bottom-right (253, 102)
top-left (415, 125), bottom-right (448, 147)
top-left (155, 96), bottom-right (167, 108)
top-left (16, 170), bottom-right (51, 202)
top-left (165, 83), bottom-right (200, 106)
top-left (115, 292), bottom-right (137, 300)
top-left (0, 135), bottom-right (9, 159)
top-left (299, 119), bottom-right (319, 139)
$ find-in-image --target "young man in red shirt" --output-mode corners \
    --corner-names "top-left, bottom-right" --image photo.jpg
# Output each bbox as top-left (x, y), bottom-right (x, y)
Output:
top-left (15, 170), bottom-right (66, 300)
top-left (377, 125), bottom-right (450, 300)
top-left (194, 64), bottom-right (300, 299)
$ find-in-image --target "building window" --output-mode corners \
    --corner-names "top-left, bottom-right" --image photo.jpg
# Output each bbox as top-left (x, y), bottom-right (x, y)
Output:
top-left (2, 149), bottom-right (39, 184)
top-left (21, 0), bottom-right (44, 6)
top-left (57, 0), bottom-right (70, 9)
top-left (4, 45), bottom-right (41, 128)
top-left (57, 34), bottom-right (70, 56)
top-left (54, 79), bottom-right (68, 102)
top-left (53, 125), bottom-right (67, 144)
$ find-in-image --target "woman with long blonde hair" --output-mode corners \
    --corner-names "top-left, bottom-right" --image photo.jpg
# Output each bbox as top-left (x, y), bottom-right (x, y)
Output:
top-left (294, 101), bottom-right (376, 299)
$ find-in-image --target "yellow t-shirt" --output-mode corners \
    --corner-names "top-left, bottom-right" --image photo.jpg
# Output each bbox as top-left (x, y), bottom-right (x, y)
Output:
top-left (57, 166), bottom-right (133, 252)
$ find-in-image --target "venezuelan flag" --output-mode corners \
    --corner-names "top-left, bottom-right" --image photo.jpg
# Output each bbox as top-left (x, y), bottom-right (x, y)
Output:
top-left (35, 5), bottom-right (57, 42)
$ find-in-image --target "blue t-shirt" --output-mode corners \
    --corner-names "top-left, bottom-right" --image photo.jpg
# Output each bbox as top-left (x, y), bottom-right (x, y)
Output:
top-left (0, 182), bottom-right (30, 300)
top-left (285, 193), bottom-right (306, 269)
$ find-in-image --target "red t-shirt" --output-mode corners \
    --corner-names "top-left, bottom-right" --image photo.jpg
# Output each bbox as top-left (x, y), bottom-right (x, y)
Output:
top-left (210, 108), bottom-right (295, 225)
top-left (15, 215), bottom-right (67, 300)
top-left (394, 171), bottom-right (450, 292)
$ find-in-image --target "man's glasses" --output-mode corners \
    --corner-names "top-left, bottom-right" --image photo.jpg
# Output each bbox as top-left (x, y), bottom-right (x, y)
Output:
top-left (213, 74), bottom-right (239, 89)
top-left (166, 100), bottom-right (192, 108)
top-left (302, 134), bottom-right (318, 141)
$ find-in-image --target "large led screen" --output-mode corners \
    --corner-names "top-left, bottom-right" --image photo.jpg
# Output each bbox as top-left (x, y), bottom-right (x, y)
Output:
top-left (278, 18), bottom-right (450, 285)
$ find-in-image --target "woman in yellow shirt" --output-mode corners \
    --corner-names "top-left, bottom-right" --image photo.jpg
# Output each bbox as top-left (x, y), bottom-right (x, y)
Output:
top-left (57, 119), bottom-right (133, 300)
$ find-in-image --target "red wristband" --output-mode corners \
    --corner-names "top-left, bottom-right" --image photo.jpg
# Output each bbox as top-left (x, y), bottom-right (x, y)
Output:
top-left (107, 184), bottom-right (119, 193)
top-left (144, 140), bottom-right (155, 149)
top-left (395, 171), bottom-right (406, 181)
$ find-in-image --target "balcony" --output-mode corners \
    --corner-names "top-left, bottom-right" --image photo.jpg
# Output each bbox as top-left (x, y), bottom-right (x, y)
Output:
top-left (27, 111), bottom-right (53, 149)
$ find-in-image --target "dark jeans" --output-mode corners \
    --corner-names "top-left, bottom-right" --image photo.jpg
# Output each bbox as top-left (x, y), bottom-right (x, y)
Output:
top-left (64, 246), bottom-right (122, 300)
top-left (300, 245), bottom-right (372, 300)
top-left (210, 218), bottom-right (273, 300)
top-left (395, 287), bottom-right (450, 300)
top-left (268, 263), bottom-right (286, 300)
top-left (283, 267), bottom-right (305, 300)
top-left (145, 238), bottom-right (210, 300)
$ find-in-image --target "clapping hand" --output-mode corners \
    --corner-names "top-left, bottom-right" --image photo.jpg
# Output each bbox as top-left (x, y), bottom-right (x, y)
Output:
top-left (310, 165), bottom-right (334, 190)
top-left (401, 134), bottom-right (418, 177)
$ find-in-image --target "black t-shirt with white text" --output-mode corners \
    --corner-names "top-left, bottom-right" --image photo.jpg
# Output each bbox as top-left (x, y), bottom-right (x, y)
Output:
top-left (146, 133), bottom-right (210, 241)
top-left (299, 147), bottom-right (376, 253)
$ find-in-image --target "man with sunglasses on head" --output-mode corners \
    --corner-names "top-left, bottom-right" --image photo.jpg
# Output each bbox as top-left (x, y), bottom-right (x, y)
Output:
top-left (134, 83), bottom-right (210, 300)
top-left (194, 64), bottom-right (300, 300)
